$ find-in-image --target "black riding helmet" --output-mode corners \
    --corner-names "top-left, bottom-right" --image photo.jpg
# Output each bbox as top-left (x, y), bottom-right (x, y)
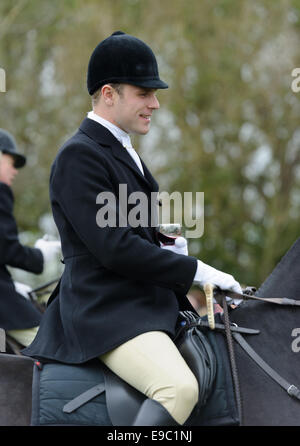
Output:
top-left (0, 129), bottom-right (26, 168)
top-left (87, 31), bottom-right (168, 95)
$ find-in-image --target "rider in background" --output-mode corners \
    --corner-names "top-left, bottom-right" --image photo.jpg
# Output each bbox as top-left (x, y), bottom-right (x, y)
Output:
top-left (23, 32), bottom-right (242, 425)
top-left (0, 129), bottom-right (61, 347)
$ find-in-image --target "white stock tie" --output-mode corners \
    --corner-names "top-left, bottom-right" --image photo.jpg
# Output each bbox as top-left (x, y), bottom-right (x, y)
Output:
top-left (123, 143), bottom-right (144, 176)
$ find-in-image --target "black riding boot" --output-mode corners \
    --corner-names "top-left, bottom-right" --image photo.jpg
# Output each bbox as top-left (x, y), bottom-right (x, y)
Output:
top-left (132, 398), bottom-right (179, 426)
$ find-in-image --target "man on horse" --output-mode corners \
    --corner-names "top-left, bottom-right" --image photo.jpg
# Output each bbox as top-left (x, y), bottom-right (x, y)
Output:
top-left (0, 129), bottom-right (60, 347)
top-left (23, 31), bottom-right (242, 425)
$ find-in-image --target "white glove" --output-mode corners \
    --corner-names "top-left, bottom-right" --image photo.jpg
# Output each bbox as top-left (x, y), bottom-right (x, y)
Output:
top-left (14, 281), bottom-right (32, 300)
top-left (160, 236), bottom-right (188, 256)
top-left (35, 236), bottom-right (61, 263)
top-left (194, 260), bottom-right (242, 304)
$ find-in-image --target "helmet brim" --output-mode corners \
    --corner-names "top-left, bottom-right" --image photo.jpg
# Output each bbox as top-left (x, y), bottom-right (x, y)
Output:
top-left (128, 79), bottom-right (169, 90)
top-left (2, 150), bottom-right (26, 168)
top-left (89, 78), bottom-right (168, 95)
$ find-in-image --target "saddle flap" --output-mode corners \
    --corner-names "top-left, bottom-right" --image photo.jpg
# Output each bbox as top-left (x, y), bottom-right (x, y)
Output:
top-left (103, 366), bottom-right (146, 426)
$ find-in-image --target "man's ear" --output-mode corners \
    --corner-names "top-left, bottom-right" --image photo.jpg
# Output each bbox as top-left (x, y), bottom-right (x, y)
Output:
top-left (101, 84), bottom-right (115, 106)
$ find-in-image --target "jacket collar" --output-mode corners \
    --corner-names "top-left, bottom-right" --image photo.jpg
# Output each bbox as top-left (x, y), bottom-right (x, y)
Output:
top-left (79, 118), bottom-right (158, 191)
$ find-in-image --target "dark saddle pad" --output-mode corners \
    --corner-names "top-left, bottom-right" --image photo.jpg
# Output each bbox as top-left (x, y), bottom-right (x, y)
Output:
top-left (31, 359), bottom-right (148, 426)
top-left (31, 360), bottom-right (111, 426)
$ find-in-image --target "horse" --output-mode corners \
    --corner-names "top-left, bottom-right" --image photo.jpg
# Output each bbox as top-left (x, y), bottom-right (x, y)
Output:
top-left (228, 236), bottom-right (300, 426)
top-left (1, 238), bottom-right (300, 426)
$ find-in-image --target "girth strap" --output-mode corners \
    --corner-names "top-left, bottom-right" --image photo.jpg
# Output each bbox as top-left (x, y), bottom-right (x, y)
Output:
top-left (62, 365), bottom-right (146, 425)
top-left (63, 383), bottom-right (106, 413)
top-left (233, 332), bottom-right (300, 401)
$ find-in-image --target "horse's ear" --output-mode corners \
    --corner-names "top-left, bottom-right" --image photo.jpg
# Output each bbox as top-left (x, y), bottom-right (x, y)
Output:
top-left (0, 328), bottom-right (6, 352)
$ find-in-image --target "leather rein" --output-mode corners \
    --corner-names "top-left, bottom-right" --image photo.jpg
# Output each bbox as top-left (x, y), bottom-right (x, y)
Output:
top-left (216, 287), bottom-right (300, 307)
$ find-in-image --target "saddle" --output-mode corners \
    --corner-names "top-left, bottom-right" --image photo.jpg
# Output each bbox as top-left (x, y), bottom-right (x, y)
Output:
top-left (31, 312), bottom-right (248, 426)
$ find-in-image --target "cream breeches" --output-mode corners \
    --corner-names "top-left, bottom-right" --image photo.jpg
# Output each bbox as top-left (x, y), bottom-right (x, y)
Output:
top-left (99, 330), bottom-right (199, 425)
top-left (7, 326), bottom-right (39, 347)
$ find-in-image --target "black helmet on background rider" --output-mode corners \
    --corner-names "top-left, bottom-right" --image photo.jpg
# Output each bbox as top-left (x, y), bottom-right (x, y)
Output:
top-left (87, 31), bottom-right (168, 95)
top-left (0, 129), bottom-right (26, 168)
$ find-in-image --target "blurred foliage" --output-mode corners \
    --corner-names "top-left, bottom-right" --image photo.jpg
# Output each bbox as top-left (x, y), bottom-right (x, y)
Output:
top-left (1, 0), bottom-right (300, 287)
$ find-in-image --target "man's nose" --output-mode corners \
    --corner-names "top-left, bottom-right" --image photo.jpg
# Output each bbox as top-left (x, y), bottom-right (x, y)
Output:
top-left (148, 94), bottom-right (160, 110)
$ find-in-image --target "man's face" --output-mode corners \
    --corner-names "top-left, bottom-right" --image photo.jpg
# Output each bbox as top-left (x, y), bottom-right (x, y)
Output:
top-left (111, 84), bottom-right (160, 135)
top-left (0, 153), bottom-right (18, 186)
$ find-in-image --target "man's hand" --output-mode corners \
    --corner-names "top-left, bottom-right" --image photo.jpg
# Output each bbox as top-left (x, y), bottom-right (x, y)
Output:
top-left (14, 281), bottom-right (32, 299)
top-left (194, 260), bottom-right (242, 304)
top-left (35, 236), bottom-right (61, 263)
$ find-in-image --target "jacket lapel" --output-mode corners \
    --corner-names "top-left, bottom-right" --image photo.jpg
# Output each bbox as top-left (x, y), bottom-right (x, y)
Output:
top-left (79, 118), bottom-right (158, 191)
